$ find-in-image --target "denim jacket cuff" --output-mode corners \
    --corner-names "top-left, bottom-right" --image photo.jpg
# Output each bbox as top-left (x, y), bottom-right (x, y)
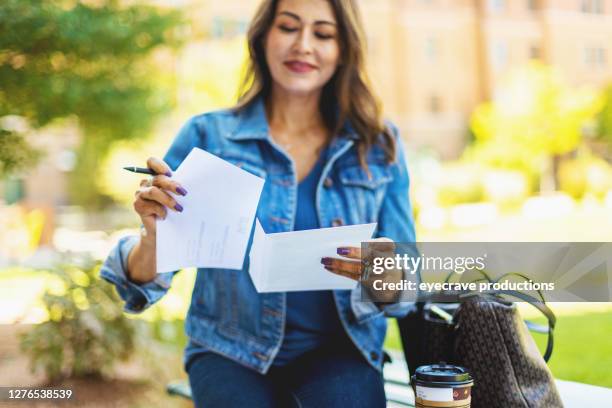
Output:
top-left (99, 235), bottom-right (167, 313)
top-left (350, 284), bottom-right (416, 322)
top-left (350, 286), bottom-right (384, 323)
top-left (378, 301), bottom-right (416, 318)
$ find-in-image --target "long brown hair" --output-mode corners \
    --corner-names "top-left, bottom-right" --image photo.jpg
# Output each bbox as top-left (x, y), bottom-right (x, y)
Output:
top-left (235, 0), bottom-right (396, 170)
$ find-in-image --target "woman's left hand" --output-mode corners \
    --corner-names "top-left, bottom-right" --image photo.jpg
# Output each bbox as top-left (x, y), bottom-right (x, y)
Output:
top-left (321, 238), bottom-right (403, 301)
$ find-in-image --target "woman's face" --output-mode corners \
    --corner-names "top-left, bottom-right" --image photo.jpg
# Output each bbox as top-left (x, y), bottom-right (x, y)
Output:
top-left (264, 0), bottom-right (341, 97)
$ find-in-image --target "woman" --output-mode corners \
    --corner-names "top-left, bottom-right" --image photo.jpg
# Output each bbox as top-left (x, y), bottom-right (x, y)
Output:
top-left (101, 0), bottom-right (415, 406)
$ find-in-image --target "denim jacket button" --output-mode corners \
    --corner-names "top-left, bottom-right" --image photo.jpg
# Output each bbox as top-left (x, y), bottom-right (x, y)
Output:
top-left (332, 218), bottom-right (344, 227)
top-left (370, 351), bottom-right (379, 361)
top-left (323, 177), bottom-right (333, 188)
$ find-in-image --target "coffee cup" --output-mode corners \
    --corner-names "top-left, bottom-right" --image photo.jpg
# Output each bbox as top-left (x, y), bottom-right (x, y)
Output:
top-left (411, 363), bottom-right (474, 408)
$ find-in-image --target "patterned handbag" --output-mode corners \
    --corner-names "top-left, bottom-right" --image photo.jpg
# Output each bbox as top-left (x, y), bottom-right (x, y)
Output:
top-left (397, 275), bottom-right (563, 408)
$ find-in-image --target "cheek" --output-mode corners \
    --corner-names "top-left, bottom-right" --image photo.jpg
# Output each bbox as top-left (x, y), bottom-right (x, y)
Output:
top-left (264, 33), bottom-right (285, 67)
top-left (320, 45), bottom-right (340, 75)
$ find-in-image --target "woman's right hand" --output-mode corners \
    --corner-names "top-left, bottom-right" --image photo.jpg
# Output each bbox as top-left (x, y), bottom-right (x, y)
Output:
top-left (133, 157), bottom-right (187, 239)
top-left (127, 157), bottom-right (187, 284)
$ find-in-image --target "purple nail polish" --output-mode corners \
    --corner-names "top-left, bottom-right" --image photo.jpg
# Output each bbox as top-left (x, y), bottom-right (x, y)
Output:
top-left (337, 248), bottom-right (350, 256)
top-left (321, 258), bottom-right (332, 266)
top-left (166, 171), bottom-right (172, 177)
top-left (174, 203), bottom-right (183, 212)
top-left (177, 186), bottom-right (188, 196)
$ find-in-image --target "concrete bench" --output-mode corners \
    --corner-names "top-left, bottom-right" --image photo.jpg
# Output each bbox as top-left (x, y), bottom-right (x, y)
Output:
top-left (167, 351), bottom-right (612, 407)
top-left (382, 351), bottom-right (612, 408)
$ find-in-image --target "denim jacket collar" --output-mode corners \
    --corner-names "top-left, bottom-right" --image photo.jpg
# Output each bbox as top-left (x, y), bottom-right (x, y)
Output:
top-left (228, 97), bottom-right (271, 141)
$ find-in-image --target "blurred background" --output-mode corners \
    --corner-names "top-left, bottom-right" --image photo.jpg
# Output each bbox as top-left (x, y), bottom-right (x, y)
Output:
top-left (1, 0), bottom-right (611, 406)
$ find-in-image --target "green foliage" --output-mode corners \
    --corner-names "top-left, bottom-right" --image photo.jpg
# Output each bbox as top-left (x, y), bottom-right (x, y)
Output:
top-left (596, 84), bottom-right (612, 144)
top-left (558, 151), bottom-right (612, 200)
top-left (467, 63), bottom-right (603, 189)
top-left (531, 311), bottom-right (612, 388)
top-left (436, 163), bottom-right (485, 206)
top-left (20, 260), bottom-right (137, 381)
top-left (0, 128), bottom-right (40, 175)
top-left (0, 0), bottom-right (184, 205)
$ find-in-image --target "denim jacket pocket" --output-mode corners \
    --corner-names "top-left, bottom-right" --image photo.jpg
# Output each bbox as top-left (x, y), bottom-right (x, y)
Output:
top-left (338, 164), bottom-right (392, 224)
top-left (339, 164), bottom-right (392, 189)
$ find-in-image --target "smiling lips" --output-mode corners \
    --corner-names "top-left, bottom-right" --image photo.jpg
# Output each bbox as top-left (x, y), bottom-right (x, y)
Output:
top-left (284, 61), bottom-right (317, 73)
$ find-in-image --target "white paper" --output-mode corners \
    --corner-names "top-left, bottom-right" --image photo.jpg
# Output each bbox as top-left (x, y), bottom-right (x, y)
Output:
top-left (156, 148), bottom-right (264, 273)
top-left (249, 220), bottom-right (377, 292)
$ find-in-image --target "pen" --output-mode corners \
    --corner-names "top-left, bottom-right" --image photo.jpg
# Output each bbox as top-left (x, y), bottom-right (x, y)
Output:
top-left (123, 166), bottom-right (185, 197)
top-left (123, 166), bottom-right (161, 176)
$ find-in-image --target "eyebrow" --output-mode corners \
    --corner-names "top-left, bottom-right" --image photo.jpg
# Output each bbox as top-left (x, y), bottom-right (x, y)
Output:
top-left (277, 11), bottom-right (337, 26)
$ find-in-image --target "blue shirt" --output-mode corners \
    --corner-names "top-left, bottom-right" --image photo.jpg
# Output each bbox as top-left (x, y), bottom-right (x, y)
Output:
top-left (274, 147), bottom-right (344, 366)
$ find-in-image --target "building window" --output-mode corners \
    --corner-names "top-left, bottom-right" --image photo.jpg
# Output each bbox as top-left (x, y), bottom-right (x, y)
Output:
top-left (491, 41), bottom-right (509, 70)
top-left (581, 0), bottom-right (605, 13)
top-left (428, 96), bottom-right (442, 114)
top-left (584, 46), bottom-right (607, 68)
top-left (581, 0), bottom-right (589, 12)
top-left (211, 17), bottom-right (249, 39)
top-left (489, 0), bottom-right (506, 12)
top-left (596, 48), bottom-right (607, 66)
top-left (529, 45), bottom-right (541, 60)
top-left (424, 37), bottom-right (439, 62)
top-left (527, 0), bottom-right (538, 11)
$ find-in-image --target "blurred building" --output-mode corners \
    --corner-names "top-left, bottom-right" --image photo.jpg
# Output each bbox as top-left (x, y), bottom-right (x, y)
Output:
top-left (3, 0), bottom-right (612, 227)
top-left (360, 0), bottom-right (612, 158)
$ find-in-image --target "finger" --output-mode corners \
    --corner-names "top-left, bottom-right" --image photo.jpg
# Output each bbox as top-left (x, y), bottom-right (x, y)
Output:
top-left (146, 156), bottom-right (172, 177)
top-left (134, 198), bottom-right (167, 220)
top-left (321, 257), bottom-right (361, 280)
top-left (137, 186), bottom-right (183, 212)
top-left (336, 246), bottom-right (361, 259)
top-left (151, 174), bottom-right (188, 196)
top-left (323, 266), bottom-right (360, 281)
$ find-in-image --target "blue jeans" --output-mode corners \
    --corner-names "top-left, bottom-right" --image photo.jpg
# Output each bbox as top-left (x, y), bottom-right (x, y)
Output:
top-left (186, 339), bottom-right (386, 408)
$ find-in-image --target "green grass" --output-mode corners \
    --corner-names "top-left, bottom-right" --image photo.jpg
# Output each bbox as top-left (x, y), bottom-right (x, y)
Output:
top-left (384, 310), bottom-right (612, 388)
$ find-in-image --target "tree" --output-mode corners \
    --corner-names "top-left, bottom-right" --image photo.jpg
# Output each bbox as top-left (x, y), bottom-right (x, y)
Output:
top-left (0, 0), bottom-right (184, 206)
top-left (596, 85), bottom-right (612, 146)
top-left (467, 62), bottom-right (603, 191)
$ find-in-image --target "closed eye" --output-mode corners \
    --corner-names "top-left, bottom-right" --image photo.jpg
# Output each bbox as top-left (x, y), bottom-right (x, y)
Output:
top-left (315, 32), bottom-right (334, 40)
top-left (279, 25), bottom-right (298, 33)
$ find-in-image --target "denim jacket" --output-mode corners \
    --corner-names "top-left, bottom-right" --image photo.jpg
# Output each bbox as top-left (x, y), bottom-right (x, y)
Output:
top-left (100, 97), bottom-right (416, 374)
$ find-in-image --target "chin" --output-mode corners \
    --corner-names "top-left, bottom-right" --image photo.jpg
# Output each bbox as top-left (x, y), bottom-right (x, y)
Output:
top-left (276, 78), bottom-right (325, 96)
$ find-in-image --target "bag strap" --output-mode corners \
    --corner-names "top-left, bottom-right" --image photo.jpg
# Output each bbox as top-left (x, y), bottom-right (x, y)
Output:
top-left (467, 290), bottom-right (555, 362)
top-left (493, 272), bottom-right (546, 304)
top-left (492, 272), bottom-right (555, 362)
top-left (443, 268), bottom-right (494, 284)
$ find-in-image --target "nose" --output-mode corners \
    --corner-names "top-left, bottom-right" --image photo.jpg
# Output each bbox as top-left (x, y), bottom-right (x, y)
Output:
top-left (293, 28), bottom-right (313, 55)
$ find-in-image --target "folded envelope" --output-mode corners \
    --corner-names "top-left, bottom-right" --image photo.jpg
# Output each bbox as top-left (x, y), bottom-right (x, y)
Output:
top-left (156, 147), bottom-right (264, 273)
top-left (249, 220), bottom-right (377, 292)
